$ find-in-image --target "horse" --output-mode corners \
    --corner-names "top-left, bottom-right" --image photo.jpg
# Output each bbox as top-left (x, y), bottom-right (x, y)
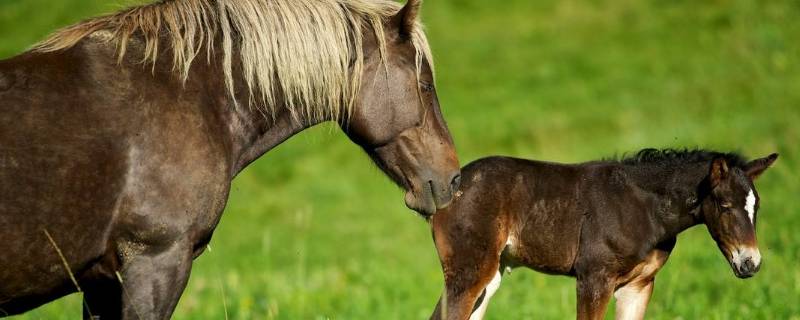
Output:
top-left (0, 0), bottom-right (461, 318)
top-left (429, 149), bottom-right (778, 320)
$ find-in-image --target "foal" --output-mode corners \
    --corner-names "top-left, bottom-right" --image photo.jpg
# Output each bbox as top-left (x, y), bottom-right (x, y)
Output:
top-left (429, 149), bottom-right (778, 320)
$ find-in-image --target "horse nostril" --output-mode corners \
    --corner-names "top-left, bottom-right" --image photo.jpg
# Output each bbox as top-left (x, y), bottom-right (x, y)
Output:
top-left (743, 257), bottom-right (755, 272)
top-left (450, 173), bottom-right (462, 191)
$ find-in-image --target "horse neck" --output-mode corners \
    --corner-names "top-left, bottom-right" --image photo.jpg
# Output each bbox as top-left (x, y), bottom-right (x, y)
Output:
top-left (226, 107), bottom-right (317, 176)
top-left (226, 86), bottom-right (329, 177)
top-left (183, 45), bottom-right (328, 176)
top-left (622, 161), bottom-right (710, 238)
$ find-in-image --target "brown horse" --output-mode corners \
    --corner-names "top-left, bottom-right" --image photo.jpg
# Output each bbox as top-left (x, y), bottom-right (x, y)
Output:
top-left (0, 0), bottom-right (460, 318)
top-left (430, 149), bottom-right (777, 320)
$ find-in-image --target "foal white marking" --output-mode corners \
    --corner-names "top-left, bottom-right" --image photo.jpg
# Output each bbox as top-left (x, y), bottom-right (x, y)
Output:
top-left (731, 246), bottom-right (762, 269)
top-left (469, 270), bottom-right (502, 320)
top-left (745, 190), bottom-right (756, 225)
top-left (468, 236), bottom-right (515, 319)
top-left (504, 237), bottom-right (514, 274)
top-left (614, 283), bottom-right (652, 320)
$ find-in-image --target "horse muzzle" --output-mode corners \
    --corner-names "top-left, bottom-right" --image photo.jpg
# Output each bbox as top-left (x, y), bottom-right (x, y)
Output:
top-left (729, 247), bottom-right (762, 279)
top-left (404, 171), bottom-right (461, 216)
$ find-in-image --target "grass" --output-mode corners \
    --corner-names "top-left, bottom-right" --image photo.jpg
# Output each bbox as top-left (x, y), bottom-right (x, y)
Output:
top-left (2, 0), bottom-right (799, 319)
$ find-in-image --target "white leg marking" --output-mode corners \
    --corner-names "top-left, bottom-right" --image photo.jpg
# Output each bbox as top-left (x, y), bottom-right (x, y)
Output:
top-left (469, 271), bottom-right (502, 320)
top-left (745, 190), bottom-right (756, 224)
top-left (614, 282), bottom-right (653, 320)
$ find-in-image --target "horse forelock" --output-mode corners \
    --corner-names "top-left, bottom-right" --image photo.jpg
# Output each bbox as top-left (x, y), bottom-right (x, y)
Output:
top-left (33, 0), bottom-right (433, 123)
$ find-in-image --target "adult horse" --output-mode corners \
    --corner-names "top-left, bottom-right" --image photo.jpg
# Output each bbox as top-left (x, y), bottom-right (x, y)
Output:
top-left (0, 0), bottom-right (460, 318)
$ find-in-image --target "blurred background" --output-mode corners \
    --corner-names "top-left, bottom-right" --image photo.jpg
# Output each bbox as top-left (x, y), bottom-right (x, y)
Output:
top-left (1, 0), bottom-right (798, 319)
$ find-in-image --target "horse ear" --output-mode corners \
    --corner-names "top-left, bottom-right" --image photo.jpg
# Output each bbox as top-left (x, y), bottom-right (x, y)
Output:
top-left (392, 0), bottom-right (421, 39)
top-left (745, 153), bottom-right (778, 180)
top-left (710, 158), bottom-right (729, 188)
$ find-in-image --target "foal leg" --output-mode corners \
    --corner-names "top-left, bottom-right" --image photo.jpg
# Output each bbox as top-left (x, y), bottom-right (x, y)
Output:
top-left (466, 265), bottom-right (505, 320)
top-left (429, 197), bottom-right (509, 320)
top-left (614, 248), bottom-right (670, 320)
top-left (430, 234), bottom-right (509, 320)
top-left (576, 274), bottom-right (614, 320)
top-left (430, 263), bottom-right (503, 320)
top-left (614, 280), bottom-right (654, 320)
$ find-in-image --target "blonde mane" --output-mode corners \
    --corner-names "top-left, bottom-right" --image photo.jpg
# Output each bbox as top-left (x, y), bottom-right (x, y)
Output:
top-left (34, 0), bottom-right (433, 123)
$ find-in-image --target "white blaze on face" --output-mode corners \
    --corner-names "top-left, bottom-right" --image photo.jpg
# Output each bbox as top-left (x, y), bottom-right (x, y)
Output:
top-left (745, 190), bottom-right (756, 225)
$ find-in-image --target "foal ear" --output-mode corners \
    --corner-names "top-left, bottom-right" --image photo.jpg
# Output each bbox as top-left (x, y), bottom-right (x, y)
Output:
top-left (392, 0), bottom-right (421, 39)
top-left (745, 153), bottom-right (779, 180)
top-left (710, 158), bottom-right (729, 188)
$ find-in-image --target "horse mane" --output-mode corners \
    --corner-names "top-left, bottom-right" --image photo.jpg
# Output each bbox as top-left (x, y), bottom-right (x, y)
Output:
top-left (33, 0), bottom-right (433, 123)
top-left (615, 148), bottom-right (749, 168)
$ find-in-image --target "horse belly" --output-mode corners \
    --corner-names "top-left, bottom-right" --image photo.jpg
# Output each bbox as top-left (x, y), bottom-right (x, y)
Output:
top-left (506, 200), bottom-right (582, 275)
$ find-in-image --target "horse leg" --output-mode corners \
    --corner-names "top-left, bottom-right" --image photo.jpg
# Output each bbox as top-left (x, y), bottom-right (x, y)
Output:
top-left (430, 263), bottom-right (503, 320)
top-left (114, 242), bottom-right (193, 319)
top-left (465, 264), bottom-right (505, 320)
top-left (613, 247), bottom-right (670, 320)
top-left (82, 279), bottom-right (122, 320)
top-left (614, 279), bottom-right (654, 320)
top-left (576, 273), bottom-right (614, 320)
top-left (429, 228), bottom-right (506, 320)
top-left (429, 193), bottom-right (510, 320)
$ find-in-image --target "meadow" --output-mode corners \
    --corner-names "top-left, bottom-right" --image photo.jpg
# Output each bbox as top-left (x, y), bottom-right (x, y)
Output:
top-left (1, 0), bottom-right (798, 319)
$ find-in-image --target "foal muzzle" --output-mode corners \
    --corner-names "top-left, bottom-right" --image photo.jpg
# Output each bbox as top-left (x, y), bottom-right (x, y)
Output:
top-left (730, 247), bottom-right (761, 278)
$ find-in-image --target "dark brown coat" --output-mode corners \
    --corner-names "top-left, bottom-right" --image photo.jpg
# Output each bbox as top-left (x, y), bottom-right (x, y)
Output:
top-left (430, 150), bottom-right (777, 320)
top-left (0, 1), bottom-right (460, 318)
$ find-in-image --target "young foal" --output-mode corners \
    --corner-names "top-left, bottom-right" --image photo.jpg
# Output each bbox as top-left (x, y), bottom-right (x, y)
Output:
top-left (430, 149), bottom-right (778, 320)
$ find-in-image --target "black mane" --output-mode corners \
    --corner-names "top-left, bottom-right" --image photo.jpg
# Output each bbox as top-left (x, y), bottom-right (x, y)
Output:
top-left (616, 148), bottom-right (749, 168)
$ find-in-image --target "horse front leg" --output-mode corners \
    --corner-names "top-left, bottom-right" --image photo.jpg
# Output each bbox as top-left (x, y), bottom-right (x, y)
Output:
top-left (83, 241), bottom-right (194, 320)
top-left (613, 247), bottom-right (671, 320)
top-left (576, 273), bottom-right (614, 320)
top-left (429, 234), bottom-right (506, 319)
top-left (83, 279), bottom-right (122, 320)
top-left (430, 266), bottom-right (502, 320)
top-left (614, 279), bottom-right (654, 320)
top-left (120, 241), bottom-right (193, 319)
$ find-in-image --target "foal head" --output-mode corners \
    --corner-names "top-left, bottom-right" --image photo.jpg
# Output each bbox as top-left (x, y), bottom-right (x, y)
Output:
top-left (701, 153), bottom-right (778, 278)
top-left (343, 0), bottom-right (460, 216)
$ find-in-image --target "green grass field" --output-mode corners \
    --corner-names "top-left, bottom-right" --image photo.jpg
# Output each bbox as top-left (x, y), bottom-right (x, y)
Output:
top-left (2, 0), bottom-right (799, 319)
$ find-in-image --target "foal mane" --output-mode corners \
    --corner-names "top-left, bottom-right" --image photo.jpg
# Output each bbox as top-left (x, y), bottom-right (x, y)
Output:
top-left (34, 0), bottom-right (433, 123)
top-left (617, 148), bottom-right (749, 168)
